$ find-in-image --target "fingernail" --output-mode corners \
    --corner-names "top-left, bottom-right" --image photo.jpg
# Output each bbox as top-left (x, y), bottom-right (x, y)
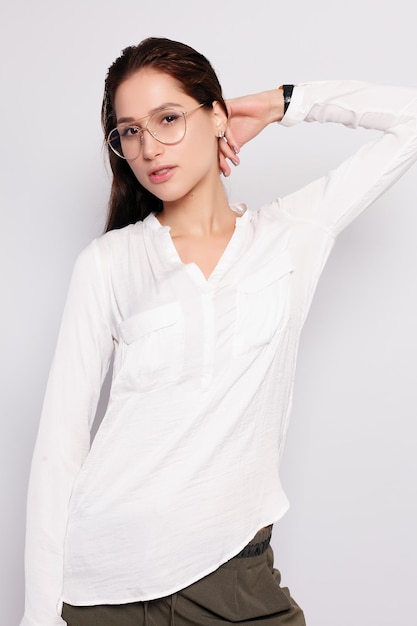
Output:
top-left (232, 146), bottom-right (239, 154)
top-left (231, 159), bottom-right (239, 167)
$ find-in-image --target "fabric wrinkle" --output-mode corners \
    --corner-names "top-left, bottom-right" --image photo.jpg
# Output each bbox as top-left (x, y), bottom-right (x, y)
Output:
top-left (170, 592), bottom-right (177, 626)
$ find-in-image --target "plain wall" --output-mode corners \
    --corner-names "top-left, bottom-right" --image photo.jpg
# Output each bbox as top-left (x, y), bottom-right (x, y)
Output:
top-left (1, 1), bottom-right (416, 625)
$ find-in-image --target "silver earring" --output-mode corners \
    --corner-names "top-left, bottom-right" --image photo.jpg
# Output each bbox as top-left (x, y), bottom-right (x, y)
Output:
top-left (217, 130), bottom-right (225, 138)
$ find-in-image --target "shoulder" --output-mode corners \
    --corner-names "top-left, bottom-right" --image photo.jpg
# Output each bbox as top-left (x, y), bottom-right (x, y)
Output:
top-left (72, 222), bottom-right (144, 279)
top-left (97, 221), bottom-right (144, 250)
top-left (86, 221), bottom-right (144, 256)
top-left (251, 199), bottom-right (291, 227)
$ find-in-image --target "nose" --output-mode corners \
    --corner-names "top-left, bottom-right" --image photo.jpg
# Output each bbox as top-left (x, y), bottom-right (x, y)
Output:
top-left (141, 128), bottom-right (163, 160)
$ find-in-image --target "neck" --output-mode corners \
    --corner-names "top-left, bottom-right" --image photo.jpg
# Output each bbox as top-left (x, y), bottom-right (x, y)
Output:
top-left (157, 178), bottom-right (233, 237)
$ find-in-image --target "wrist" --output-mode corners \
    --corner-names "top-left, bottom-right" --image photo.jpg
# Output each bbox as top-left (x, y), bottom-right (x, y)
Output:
top-left (265, 88), bottom-right (286, 123)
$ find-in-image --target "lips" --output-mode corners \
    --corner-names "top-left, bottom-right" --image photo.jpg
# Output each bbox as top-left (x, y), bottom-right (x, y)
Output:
top-left (148, 165), bottom-right (176, 183)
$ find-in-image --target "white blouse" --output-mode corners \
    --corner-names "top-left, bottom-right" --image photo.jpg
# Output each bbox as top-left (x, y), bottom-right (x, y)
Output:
top-left (21, 81), bottom-right (417, 626)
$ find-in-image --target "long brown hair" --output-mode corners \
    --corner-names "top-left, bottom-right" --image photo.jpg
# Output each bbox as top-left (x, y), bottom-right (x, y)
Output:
top-left (101, 37), bottom-right (228, 232)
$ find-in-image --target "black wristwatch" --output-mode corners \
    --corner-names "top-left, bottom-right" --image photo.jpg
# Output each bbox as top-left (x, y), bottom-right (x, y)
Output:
top-left (282, 84), bottom-right (294, 115)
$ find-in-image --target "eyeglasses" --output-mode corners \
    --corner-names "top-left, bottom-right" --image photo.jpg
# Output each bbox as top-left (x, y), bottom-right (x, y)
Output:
top-left (107, 103), bottom-right (205, 160)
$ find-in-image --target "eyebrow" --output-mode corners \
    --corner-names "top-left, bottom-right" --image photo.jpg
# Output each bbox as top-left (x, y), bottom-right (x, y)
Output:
top-left (116, 102), bottom-right (185, 125)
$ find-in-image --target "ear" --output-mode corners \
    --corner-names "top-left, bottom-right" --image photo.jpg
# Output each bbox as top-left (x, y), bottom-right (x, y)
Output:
top-left (211, 100), bottom-right (228, 136)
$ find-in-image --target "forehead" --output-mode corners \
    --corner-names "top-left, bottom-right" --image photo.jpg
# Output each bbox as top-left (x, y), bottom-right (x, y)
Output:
top-left (114, 69), bottom-right (193, 119)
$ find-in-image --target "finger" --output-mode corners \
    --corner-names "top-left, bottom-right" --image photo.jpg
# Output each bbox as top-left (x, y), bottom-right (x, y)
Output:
top-left (224, 127), bottom-right (240, 155)
top-left (219, 152), bottom-right (231, 177)
top-left (218, 136), bottom-right (240, 166)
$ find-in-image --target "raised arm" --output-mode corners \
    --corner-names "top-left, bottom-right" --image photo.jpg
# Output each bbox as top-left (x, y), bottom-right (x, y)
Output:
top-left (221, 81), bottom-right (417, 235)
top-left (281, 81), bottom-right (417, 234)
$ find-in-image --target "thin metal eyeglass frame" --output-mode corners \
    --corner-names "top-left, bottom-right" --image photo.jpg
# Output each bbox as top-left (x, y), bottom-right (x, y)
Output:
top-left (107, 103), bottom-right (206, 160)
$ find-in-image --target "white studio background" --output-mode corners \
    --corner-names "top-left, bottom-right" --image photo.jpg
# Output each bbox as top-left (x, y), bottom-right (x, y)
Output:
top-left (1, 1), bottom-right (416, 625)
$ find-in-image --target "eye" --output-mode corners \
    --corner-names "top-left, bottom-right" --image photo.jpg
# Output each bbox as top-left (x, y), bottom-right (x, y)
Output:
top-left (158, 111), bottom-right (182, 125)
top-left (164, 113), bottom-right (180, 124)
top-left (119, 125), bottom-right (141, 138)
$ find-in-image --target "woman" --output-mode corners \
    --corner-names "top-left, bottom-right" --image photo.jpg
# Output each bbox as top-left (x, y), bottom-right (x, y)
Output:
top-left (21, 37), bottom-right (417, 626)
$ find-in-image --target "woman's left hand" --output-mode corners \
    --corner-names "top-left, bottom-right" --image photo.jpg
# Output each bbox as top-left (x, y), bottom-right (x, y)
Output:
top-left (218, 88), bottom-right (285, 176)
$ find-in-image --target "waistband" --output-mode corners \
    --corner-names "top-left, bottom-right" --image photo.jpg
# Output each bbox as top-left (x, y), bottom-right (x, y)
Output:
top-left (234, 525), bottom-right (273, 559)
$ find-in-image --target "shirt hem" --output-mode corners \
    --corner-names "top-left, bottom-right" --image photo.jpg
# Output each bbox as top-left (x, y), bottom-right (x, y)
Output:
top-left (62, 502), bottom-right (290, 606)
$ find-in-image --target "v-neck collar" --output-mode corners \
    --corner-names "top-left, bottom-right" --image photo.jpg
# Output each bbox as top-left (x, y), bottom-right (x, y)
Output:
top-left (144, 204), bottom-right (251, 289)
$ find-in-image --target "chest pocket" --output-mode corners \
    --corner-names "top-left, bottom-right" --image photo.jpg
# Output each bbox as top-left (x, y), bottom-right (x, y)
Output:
top-left (118, 302), bottom-right (184, 392)
top-left (234, 251), bottom-right (294, 356)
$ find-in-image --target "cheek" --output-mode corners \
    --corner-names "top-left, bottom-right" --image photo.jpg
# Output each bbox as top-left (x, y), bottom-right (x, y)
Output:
top-left (125, 130), bottom-right (218, 190)
top-left (128, 162), bottom-right (147, 187)
top-left (186, 132), bottom-right (218, 171)
top-left (125, 156), bottom-right (153, 192)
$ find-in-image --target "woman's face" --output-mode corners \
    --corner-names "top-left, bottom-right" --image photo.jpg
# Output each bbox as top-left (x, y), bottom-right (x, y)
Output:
top-left (114, 68), bottom-right (223, 205)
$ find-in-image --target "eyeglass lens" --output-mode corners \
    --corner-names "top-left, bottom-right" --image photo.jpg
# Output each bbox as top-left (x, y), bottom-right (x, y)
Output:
top-left (108, 109), bottom-right (187, 160)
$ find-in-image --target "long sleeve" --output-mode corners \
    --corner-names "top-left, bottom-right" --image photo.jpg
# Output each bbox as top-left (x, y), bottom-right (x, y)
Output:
top-left (20, 240), bottom-right (115, 626)
top-left (280, 81), bottom-right (417, 236)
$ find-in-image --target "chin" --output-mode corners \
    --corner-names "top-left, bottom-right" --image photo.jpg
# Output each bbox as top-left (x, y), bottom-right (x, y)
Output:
top-left (150, 184), bottom-right (197, 205)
